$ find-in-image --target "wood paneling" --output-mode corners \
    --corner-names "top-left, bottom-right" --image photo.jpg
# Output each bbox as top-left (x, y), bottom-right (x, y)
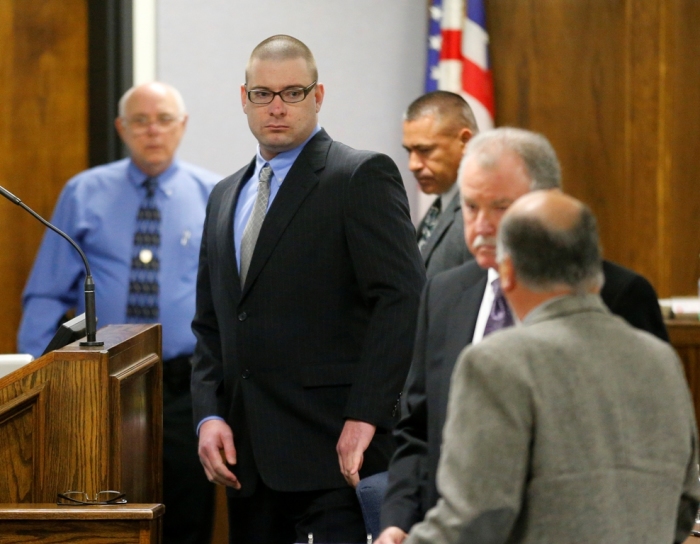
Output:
top-left (0, 503), bottom-right (163, 543)
top-left (667, 321), bottom-right (700, 426)
top-left (0, 324), bottom-right (162, 504)
top-left (487, 0), bottom-right (700, 297)
top-left (664, 0), bottom-right (700, 297)
top-left (0, 0), bottom-right (88, 352)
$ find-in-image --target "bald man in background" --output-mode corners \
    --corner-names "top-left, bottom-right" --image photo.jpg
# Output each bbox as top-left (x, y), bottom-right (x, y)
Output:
top-left (404, 190), bottom-right (700, 544)
top-left (19, 82), bottom-right (219, 544)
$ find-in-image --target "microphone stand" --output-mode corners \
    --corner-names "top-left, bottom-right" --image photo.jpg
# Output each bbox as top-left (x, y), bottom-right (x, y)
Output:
top-left (0, 185), bottom-right (103, 347)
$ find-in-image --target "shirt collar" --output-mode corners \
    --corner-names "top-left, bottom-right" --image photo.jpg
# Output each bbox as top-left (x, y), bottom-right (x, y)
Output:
top-left (439, 182), bottom-right (459, 209)
top-left (253, 125), bottom-right (322, 183)
top-left (127, 159), bottom-right (180, 190)
top-left (487, 266), bottom-right (499, 285)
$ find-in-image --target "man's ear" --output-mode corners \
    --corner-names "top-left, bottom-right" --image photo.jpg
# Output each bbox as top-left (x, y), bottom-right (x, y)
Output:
top-left (498, 255), bottom-right (516, 293)
top-left (458, 127), bottom-right (474, 146)
top-left (240, 84), bottom-right (248, 112)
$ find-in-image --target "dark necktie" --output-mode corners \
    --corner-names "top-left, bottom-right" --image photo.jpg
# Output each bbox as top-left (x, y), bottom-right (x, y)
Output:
top-left (126, 177), bottom-right (160, 322)
top-left (417, 197), bottom-right (441, 250)
top-left (240, 165), bottom-right (272, 286)
top-left (483, 278), bottom-right (515, 337)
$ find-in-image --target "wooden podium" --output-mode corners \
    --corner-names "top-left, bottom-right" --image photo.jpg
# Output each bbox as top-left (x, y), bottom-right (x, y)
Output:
top-left (0, 324), bottom-right (164, 543)
top-left (668, 321), bottom-right (700, 425)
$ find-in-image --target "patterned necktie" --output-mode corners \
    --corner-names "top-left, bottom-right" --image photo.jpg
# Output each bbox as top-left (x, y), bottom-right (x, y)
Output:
top-left (483, 278), bottom-right (515, 337)
top-left (126, 177), bottom-right (160, 322)
top-left (240, 165), bottom-right (272, 286)
top-left (417, 197), bottom-right (441, 250)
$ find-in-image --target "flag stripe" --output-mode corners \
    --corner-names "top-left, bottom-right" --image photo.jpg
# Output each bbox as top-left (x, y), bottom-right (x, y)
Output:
top-left (466, 0), bottom-right (487, 29)
top-left (462, 18), bottom-right (489, 70)
top-left (462, 58), bottom-right (494, 117)
top-left (439, 29), bottom-right (462, 61)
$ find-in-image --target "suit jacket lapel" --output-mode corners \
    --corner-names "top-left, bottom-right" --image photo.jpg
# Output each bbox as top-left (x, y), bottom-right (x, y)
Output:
top-left (420, 192), bottom-right (460, 261)
top-left (217, 160), bottom-right (255, 302)
top-left (241, 130), bottom-right (331, 296)
top-left (444, 266), bottom-right (488, 368)
top-left (438, 264), bottom-right (488, 428)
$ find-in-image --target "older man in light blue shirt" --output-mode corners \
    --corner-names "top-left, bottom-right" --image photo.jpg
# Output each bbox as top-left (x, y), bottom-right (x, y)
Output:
top-left (18, 82), bottom-right (220, 544)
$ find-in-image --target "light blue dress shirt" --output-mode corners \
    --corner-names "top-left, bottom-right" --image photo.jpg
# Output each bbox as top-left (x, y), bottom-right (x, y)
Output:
top-left (233, 125), bottom-right (322, 270)
top-left (198, 125), bottom-right (321, 434)
top-left (18, 158), bottom-right (220, 360)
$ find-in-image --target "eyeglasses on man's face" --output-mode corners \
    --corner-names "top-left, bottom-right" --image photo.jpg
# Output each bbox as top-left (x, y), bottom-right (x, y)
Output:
top-left (246, 81), bottom-right (317, 105)
top-left (124, 114), bottom-right (183, 134)
top-left (57, 490), bottom-right (127, 506)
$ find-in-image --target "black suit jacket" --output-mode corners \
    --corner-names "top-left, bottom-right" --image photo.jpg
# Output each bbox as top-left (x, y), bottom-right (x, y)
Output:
top-left (191, 130), bottom-right (425, 495)
top-left (381, 258), bottom-right (668, 531)
top-left (417, 192), bottom-right (472, 278)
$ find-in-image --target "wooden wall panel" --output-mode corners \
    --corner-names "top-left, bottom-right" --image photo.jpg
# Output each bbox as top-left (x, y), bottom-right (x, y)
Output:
top-left (664, 0), bottom-right (700, 296)
top-left (486, 0), bottom-right (700, 297)
top-left (0, 0), bottom-right (88, 353)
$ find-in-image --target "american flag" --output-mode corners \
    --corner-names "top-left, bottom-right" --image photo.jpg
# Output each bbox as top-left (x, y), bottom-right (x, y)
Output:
top-left (425, 0), bottom-right (495, 130)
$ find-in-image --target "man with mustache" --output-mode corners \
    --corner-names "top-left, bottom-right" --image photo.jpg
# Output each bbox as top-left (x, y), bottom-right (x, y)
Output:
top-left (377, 127), bottom-right (669, 544)
top-left (403, 189), bottom-right (699, 544)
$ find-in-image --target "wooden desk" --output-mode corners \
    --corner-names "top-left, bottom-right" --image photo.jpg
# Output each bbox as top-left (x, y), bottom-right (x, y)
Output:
top-left (0, 503), bottom-right (164, 543)
top-left (667, 320), bottom-right (700, 424)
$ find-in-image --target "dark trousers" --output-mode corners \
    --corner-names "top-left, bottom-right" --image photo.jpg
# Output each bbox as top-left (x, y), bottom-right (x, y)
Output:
top-left (163, 356), bottom-right (216, 544)
top-left (227, 476), bottom-right (367, 544)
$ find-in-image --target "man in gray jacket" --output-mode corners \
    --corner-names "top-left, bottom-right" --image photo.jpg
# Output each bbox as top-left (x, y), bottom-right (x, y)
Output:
top-left (405, 190), bottom-right (700, 544)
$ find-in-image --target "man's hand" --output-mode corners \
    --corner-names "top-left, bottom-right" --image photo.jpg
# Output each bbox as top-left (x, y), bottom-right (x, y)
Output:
top-left (374, 527), bottom-right (408, 544)
top-left (375, 526), bottom-right (409, 544)
top-left (197, 419), bottom-right (241, 489)
top-left (336, 419), bottom-right (376, 487)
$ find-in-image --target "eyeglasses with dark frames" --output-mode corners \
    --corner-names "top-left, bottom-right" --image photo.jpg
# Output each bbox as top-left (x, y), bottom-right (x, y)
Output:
top-left (246, 81), bottom-right (317, 105)
top-left (57, 490), bottom-right (127, 506)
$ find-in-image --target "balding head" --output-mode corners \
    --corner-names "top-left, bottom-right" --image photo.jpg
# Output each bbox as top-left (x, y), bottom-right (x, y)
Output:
top-left (115, 81), bottom-right (188, 177)
top-left (497, 190), bottom-right (603, 294)
top-left (118, 82), bottom-right (186, 118)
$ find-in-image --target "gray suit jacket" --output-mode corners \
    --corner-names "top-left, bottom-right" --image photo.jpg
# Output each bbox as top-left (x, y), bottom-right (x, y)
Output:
top-left (406, 295), bottom-right (700, 544)
top-left (418, 192), bottom-right (472, 278)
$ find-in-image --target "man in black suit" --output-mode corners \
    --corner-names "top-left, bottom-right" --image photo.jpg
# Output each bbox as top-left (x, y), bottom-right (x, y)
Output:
top-left (405, 92), bottom-right (477, 277)
top-left (191, 35), bottom-right (425, 543)
top-left (376, 128), bottom-right (668, 544)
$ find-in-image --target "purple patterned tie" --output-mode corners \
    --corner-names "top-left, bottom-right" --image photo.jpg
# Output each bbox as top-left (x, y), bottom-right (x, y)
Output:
top-left (483, 278), bottom-right (514, 337)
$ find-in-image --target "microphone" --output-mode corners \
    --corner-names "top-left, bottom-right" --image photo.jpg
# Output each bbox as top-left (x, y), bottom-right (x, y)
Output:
top-left (0, 184), bottom-right (103, 347)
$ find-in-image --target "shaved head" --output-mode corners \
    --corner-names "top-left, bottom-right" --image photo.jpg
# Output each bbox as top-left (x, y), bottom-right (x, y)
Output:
top-left (246, 35), bottom-right (318, 83)
top-left (404, 91), bottom-right (478, 133)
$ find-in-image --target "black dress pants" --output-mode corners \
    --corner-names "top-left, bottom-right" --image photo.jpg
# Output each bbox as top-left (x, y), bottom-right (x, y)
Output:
top-left (163, 356), bottom-right (216, 544)
top-left (227, 476), bottom-right (367, 544)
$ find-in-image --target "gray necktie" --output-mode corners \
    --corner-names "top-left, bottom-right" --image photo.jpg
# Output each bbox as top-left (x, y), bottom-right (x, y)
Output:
top-left (417, 198), bottom-right (441, 250)
top-left (240, 165), bottom-right (272, 286)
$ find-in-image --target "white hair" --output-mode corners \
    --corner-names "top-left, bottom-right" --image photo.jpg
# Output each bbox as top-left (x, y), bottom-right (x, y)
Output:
top-left (118, 82), bottom-right (187, 118)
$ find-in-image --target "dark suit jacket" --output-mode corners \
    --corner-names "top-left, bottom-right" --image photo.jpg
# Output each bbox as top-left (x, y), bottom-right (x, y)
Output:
top-left (381, 258), bottom-right (668, 531)
top-left (417, 192), bottom-right (472, 278)
top-left (191, 130), bottom-right (425, 495)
